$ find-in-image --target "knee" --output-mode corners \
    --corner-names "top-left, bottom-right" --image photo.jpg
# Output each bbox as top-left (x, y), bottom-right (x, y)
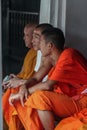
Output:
top-left (27, 90), bottom-right (49, 110)
top-left (30, 90), bottom-right (45, 102)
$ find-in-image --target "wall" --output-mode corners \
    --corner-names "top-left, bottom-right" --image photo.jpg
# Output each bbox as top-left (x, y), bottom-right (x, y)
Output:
top-left (39, 0), bottom-right (51, 23)
top-left (65, 0), bottom-right (87, 58)
top-left (40, 0), bottom-right (66, 33)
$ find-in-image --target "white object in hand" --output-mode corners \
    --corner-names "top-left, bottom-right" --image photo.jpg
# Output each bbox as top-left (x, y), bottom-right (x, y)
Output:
top-left (3, 75), bottom-right (11, 82)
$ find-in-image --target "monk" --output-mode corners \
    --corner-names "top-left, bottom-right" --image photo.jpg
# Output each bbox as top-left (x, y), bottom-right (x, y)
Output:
top-left (9, 27), bottom-right (87, 130)
top-left (2, 23), bottom-right (53, 130)
top-left (2, 23), bottom-right (37, 130)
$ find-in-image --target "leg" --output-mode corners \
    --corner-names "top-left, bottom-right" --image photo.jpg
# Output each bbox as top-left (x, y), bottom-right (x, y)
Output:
top-left (37, 110), bottom-right (55, 130)
top-left (29, 90), bottom-right (78, 117)
top-left (25, 90), bottom-right (79, 130)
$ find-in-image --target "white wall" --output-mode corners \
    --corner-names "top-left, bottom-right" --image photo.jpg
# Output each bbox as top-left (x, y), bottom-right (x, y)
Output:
top-left (39, 0), bottom-right (51, 23)
top-left (40, 0), bottom-right (66, 34)
top-left (57, 0), bottom-right (66, 35)
top-left (0, 0), bottom-right (3, 129)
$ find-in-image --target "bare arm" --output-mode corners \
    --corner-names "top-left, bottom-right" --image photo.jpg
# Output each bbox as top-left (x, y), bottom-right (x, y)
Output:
top-left (9, 79), bottom-right (57, 106)
top-left (28, 79), bottom-right (57, 94)
top-left (25, 56), bottom-right (52, 88)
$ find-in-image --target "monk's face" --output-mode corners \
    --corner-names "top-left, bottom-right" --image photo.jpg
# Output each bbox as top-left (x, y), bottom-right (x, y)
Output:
top-left (32, 29), bottom-right (41, 51)
top-left (23, 27), bottom-right (33, 48)
top-left (40, 35), bottom-right (52, 57)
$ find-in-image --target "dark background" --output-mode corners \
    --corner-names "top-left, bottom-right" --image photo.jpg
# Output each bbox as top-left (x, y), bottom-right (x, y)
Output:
top-left (1, 0), bottom-right (40, 77)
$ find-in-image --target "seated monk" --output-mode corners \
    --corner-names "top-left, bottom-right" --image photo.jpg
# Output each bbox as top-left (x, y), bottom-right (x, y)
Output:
top-left (2, 22), bottom-right (37, 130)
top-left (2, 23), bottom-right (53, 130)
top-left (8, 27), bottom-right (87, 130)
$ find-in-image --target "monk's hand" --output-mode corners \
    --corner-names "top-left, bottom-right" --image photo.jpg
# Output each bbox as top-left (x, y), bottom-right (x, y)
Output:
top-left (8, 78), bottom-right (26, 88)
top-left (18, 84), bottom-right (29, 106)
top-left (2, 78), bottom-right (25, 89)
top-left (8, 85), bottom-right (28, 107)
top-left (9, 73), bottom-right (16, 78)
top-left (9, 93), bottom-right (20, 106)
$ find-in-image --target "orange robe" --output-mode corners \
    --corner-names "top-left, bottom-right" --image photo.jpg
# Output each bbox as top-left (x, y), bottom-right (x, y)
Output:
top-left (54, 108), bottom-right (87, 130)
top-left (2, 48), bottom-right (37, 129)
top-left (50, 48), bottom-right (87, 130)
top-left (3, 48), bottom-right (87, 130)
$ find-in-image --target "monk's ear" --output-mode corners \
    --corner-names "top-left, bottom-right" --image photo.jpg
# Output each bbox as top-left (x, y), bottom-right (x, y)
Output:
top-left (47, 42), bottom-right (53, 48)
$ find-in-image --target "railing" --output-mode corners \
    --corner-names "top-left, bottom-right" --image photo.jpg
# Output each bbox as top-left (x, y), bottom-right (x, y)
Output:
top-left (8, 10), bottom-right (39, 50)
top-left (3, 10), bottom-right (39, 75)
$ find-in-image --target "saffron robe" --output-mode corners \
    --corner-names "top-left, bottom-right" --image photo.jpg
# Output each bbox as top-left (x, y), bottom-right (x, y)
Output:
top-left (2, 48), bottom-right (37, 128)
top-left (17, 48), bottom-right (37, 79)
